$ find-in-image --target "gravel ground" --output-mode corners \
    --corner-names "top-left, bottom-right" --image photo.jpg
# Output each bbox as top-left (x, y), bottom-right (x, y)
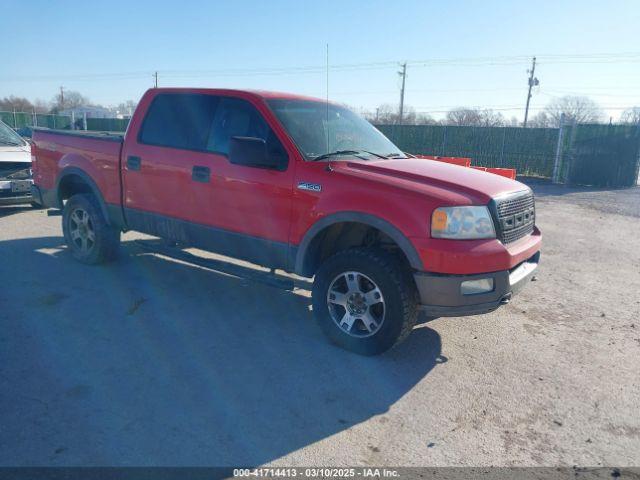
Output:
top-left (0, 183), bottom-right (638, 467)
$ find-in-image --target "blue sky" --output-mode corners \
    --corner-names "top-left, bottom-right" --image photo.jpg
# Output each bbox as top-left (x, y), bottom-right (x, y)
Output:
top-left (3, 0), bottom-right (639, 120)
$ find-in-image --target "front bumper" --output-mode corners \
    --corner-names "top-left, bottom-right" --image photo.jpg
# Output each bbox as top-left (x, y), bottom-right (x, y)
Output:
top-left (0, 178), bottom-right (33, 205)
top-left (414, 251), bottom-right (540, 317)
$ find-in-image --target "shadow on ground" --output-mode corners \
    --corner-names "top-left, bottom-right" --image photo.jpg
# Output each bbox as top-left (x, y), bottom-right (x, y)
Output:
top-left (0, 236), bottom-right (443, 466)
top-left (0, 205), bottom-right (33, 218)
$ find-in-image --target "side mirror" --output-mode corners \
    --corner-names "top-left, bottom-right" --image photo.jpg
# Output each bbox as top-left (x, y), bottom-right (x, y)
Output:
top-left (229, 136), bottom-right (279, 169)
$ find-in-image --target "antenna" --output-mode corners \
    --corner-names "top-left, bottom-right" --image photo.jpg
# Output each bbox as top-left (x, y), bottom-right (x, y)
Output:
top-left (326, 43), bottom-right (330, 153)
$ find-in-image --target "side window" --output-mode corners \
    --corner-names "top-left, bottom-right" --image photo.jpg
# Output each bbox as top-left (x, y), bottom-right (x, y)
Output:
top-left (139, 94), bottom-right (218, 151)
top-left (207, 97), bottom-right (288, 168)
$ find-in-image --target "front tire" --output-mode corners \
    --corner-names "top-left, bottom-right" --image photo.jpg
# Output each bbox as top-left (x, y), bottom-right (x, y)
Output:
top-left (312, 248), bottom-right (419, 355)
top-left (62, 194), bottom-right (120, 264)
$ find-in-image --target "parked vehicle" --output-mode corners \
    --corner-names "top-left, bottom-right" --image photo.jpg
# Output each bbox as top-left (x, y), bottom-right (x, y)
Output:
top-left (0, 119), bottom-right (35, 206)
top-left (31, 88), bottom-right (541, 355)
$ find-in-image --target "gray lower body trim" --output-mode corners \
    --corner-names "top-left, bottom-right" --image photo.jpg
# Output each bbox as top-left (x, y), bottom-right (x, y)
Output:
top-left (31, 184), bottom-right (57, 208)
top-left (124, 208), bottom-right (291, 271)
top-left (31, 184), bottom-right (126, 230)
top-left (415, 252), bottom-right (540, 317)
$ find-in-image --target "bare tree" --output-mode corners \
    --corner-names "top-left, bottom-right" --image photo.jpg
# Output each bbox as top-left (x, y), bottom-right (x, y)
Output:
top-left (114, 100), bottom-right (138, 117)
top-left (527, 111), bottom-right (553, 128)
top-left (543, 96), bottom-right (604, 126)
top-left (444, 107), bottom-right (505, 127)
top-left (51, 90), bottom-right (89, 113)
top-left (504, 116), bottom-right (521, 127)
top-left (33, 99), bottom-right (51, 114)
top-left (1, 96), bottom-right (32, 112)
top-left (365, 103), bottom-right (436, 125)
top-left (620, 107), bottom-right (640, 125)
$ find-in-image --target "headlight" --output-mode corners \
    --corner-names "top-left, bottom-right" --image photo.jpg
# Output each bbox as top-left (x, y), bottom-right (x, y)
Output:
top-left (431, 206), bottom-right (496, 239)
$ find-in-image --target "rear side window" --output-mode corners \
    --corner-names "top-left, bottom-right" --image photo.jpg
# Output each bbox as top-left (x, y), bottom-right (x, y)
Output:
top-left (207, 98), bottom-right (287, 168)
top-left (139, 94), bottom-right (218, 151)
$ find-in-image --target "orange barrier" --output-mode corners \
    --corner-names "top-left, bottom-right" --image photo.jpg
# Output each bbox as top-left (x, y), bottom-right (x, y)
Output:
top-left (411, 154), bottom-right (517, 179)
top-left (486, 168), bottom-right (516, 179)
top-left (413, 155), bottom-right (472, 168)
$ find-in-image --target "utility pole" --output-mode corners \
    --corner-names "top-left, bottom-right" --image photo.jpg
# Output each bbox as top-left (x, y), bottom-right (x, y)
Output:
top-left (523, 56), bottom-right (539, 127)
top-left (398, 62), bottom-right (407, 124)
top-left (59, 86), bottom-right (65, 110)
top-left (154, 71), bottom-right (158, 88)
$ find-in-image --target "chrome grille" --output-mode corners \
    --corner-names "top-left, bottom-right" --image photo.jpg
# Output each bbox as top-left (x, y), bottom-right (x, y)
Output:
top-left (495, 191), bottom-right (535, 244)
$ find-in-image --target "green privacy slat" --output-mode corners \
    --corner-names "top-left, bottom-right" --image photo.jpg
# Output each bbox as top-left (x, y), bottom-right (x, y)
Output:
top-left (376, 124), bottom-right (639, 186)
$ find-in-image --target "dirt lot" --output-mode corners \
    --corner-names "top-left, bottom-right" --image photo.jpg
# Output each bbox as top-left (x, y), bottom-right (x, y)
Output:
top-left (0, 183), bottom-right (639, 467)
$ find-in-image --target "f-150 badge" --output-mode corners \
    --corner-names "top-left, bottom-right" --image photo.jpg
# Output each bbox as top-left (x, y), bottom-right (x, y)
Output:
top-left (297, 182), bottom-right (322, 192)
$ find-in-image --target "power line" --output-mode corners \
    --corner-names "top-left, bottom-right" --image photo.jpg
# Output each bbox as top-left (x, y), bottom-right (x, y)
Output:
top-left (412, 105), bottom-right (633, 114)
top-left (2, 51), bottom-right (639, 82)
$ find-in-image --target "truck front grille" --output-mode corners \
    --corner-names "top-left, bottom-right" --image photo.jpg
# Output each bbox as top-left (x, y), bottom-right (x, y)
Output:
top-left (494, 191), bottom-right (535, 244)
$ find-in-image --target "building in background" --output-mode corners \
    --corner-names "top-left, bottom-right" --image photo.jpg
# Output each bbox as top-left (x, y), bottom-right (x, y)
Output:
top-left (59, 105), bottom-right (114, 119)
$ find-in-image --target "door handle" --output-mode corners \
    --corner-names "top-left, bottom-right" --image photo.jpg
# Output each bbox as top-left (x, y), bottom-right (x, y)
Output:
top-left (127, 156), bottom-right (141, 171)
top-left (192, 165), bottom-right (210, 183)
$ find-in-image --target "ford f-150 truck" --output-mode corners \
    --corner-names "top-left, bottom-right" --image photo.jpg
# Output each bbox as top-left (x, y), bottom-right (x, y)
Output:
top-left (31, 88), bottom-right (541, 355)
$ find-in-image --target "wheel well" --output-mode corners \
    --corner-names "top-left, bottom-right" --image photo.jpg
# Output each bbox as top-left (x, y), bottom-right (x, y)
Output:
top-left (57, 173), bottom-right (93, 205)
top-left (301, 222), bottom-right (412, 276)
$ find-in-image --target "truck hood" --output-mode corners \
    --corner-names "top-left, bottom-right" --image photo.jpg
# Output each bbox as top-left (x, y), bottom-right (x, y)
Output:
top-left (0, 144), bottom-right (31, 164)
top-left (331, 158), bottom-right (529, 204)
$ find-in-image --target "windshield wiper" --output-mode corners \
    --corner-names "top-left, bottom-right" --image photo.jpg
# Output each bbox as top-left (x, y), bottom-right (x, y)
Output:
top-left (311, 150), bottom-right (388, 162)
top-left (0, 140), bottom-right (22, 146)
top-left (359, 150), bottom-right (389, 159)
top-left (385, 153), bottom-right (408, 158)
top-left (311, 150), bottom-right (363, 161)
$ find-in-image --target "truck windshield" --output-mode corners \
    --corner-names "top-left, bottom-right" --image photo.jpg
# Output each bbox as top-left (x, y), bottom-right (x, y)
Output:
top-left (266, 99), bottom-right (406, 160)
top-left (0, 120), bottom-right (26, 147)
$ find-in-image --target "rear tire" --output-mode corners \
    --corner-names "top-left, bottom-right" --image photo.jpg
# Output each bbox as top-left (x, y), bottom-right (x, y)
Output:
top-left (62, 194), bottom-right (120, 264)
top-left (312, 248), bottom-right (419, 355)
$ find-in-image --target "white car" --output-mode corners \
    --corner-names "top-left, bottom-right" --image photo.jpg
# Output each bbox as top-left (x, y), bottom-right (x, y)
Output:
top-left (0, 119), bottom-right (34, 206)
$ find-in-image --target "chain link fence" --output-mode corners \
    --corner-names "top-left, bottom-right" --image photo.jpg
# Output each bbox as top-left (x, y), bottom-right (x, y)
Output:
top-left (0, 111), bottom-right (72, 130)
top-left (0, 111), bottom-right (128, 133)
top-left (2, 109), bottom-right (638, 187)
top-left (562, 123), bottom-right (640, 187)
top-left (377, 123), bottom-right (640, 187)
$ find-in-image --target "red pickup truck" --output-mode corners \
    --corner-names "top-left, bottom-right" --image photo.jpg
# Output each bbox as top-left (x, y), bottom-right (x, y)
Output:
top-left (31, 88), bottom-right (541, 355)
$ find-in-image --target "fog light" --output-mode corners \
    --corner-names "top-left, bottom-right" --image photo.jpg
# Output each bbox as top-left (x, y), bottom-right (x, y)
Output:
top-left (461, 278), bottom-right (494, 295)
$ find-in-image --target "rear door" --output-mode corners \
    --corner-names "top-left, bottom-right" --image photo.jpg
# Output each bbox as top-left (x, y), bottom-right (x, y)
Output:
top-left (121, 93), bottom-right (219, 233)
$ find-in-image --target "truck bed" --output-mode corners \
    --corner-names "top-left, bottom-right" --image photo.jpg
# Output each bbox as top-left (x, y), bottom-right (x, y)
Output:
top-left (32, 127), bottom-right (124, 143)
top-left (31, 127), bottom-right (124, 207)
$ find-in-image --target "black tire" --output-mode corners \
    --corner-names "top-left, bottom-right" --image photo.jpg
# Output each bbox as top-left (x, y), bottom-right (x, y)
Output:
top-left (62, 193), bottom-right (120, 264)
top-left (30, 201), bottom-right (45, 209)
top-left (312, 248), bottom-right (419, 355)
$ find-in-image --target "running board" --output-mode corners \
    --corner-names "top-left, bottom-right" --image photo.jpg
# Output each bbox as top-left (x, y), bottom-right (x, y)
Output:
top-left (133, 239), bottom-right (312, 291)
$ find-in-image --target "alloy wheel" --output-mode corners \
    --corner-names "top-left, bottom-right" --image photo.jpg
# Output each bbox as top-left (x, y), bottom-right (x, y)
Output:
top-left (69, 207), bottom-right (95, 254)
top-left (326, 271), bottom-right (385, 337)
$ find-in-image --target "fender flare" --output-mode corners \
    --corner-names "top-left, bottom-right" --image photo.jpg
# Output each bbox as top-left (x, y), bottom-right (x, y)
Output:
top-left (55, 167), bottom-right (112, 225)
top-left (294, 211), bottom-right (424, 275)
